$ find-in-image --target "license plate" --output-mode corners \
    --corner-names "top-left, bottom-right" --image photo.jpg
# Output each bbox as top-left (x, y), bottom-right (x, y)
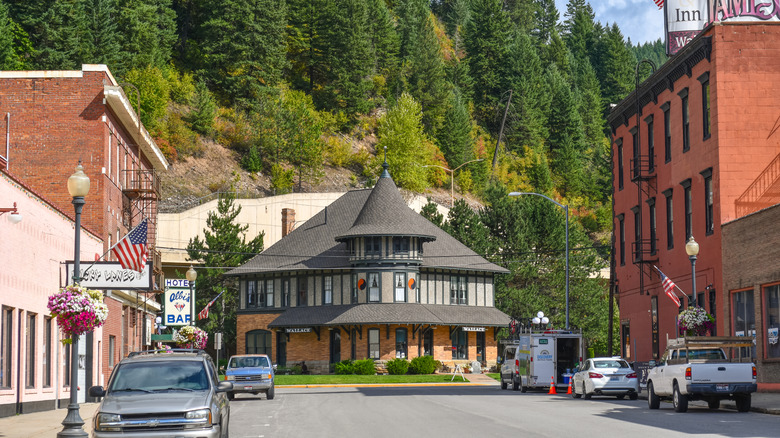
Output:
top-left (244, 386), bottom-right (253, 390)
top-left (716, 384), bottom-right (729, 391)
top-left (609, 376), bottom-right (619, 381)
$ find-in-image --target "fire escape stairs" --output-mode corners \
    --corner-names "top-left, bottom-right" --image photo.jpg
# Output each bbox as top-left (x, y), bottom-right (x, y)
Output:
top-left (122, 169), bottom-right (162, 291)
top-left (631, 154), bottom-right (659, 295)
top-left (735, 152), bottom-right (780, 217)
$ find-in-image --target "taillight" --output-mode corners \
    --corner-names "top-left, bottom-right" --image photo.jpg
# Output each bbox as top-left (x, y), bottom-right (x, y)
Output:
top-left (515, 359), bottom-right (519, 375)
top-left (753, 366), bottom-right (757, 379)
top-left (589, 372), bottom-right (604, 379)
top-left (685, 367), bottom-right (692, 380)
top-left (626, 372), bottom-right (637, 379)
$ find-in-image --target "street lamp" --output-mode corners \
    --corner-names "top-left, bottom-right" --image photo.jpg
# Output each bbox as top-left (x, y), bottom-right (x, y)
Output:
top-left (685, 236), bottom-right (699, 307)
top-left (532, 311), bottom-right (549, 331)
top-left (509, 192), bottom-right (570, 329)
top-left (186, 265), bottom-right (197, 326)
top-left (59, 162), bottom-right (89, 438)
top-left (421, 159), bottom-right (484, 207)
top-left (0, 202), bottom-right (23, 224)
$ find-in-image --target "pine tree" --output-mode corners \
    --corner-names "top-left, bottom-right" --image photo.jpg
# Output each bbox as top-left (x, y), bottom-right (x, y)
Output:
top-left (199, 0), bottom-right (287, 106)
top-left (87, 0), bottom-right (123, 71)
top-left (595, 23), bottom-right (635, 111)
top-left (531, 0), bottom-right (559, 48)
top-left (437, 90), bottom-right (473, 168)
top-left (188, 80), bottom-right (217, 136)
top-left (546, 65), bottom-right (584, 196)
top-left (365, 0), bottom-right (399, 81)
top-left (116, 0), bottom-right (177, 72)
top-left (562, 0), bottom-right (597, 64)
top-left (0, 1), bottom-right (17, 69)
top-left (186, 194), bottom-right (265, 356)
top-left (444, 199), bottom-right (491, 258)
top-left (463, 0), bottom-right (512, 131)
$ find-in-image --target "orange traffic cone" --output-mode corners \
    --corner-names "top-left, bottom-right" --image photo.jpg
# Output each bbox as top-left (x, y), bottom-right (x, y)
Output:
top-left (567, 378), bottom-right (572, 395)
top-left (548, 376), bottom-right (557, 395)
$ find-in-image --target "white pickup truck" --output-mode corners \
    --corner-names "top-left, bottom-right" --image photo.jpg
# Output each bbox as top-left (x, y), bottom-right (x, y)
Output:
top-left (646, 336), bottom-right (757, 412)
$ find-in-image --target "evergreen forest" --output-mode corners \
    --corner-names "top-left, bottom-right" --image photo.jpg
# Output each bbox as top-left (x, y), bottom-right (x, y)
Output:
top-left (0, 0), bottom-right (668, 354)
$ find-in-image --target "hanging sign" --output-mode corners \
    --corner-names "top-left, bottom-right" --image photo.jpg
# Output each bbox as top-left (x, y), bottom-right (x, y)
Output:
top-left (65, 261), bottom-right (152, 290)
top-left (462, 327), bottom-right (485, 332)
top-left (286, 327), bottom-right (312, 333)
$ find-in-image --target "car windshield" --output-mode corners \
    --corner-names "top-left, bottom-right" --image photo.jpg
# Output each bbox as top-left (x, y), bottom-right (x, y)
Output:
top-left (229, 356), bottom-right (270, 368)
top-left (109, 361), bottom-right (209, 392)
top-left (593, 360), bottom-right (630, 369)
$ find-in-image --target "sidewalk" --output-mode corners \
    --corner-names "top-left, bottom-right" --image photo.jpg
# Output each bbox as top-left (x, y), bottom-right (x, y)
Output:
top-left (1, 381), bottom-right (778, 437)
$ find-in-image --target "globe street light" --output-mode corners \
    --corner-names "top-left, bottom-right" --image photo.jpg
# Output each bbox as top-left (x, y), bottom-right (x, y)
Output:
top-left (421, 159), bottom-right (484, 207)
top-left (685, 236), bottom-right (700, 307)
top-left (186, 265), bottom-right (198, 326)
top-left (59, 162), bottom-right (90, 438)
top-left (509, 192), bottom-right (570, 329)
top-left (532, 311), bottom-right (549, 330)
top-left (0, 202), bottom-right (23, 224)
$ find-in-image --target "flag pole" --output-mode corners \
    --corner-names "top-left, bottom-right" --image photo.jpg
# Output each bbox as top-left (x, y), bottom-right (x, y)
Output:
top-left (652, 265), bottom-right (685, 299)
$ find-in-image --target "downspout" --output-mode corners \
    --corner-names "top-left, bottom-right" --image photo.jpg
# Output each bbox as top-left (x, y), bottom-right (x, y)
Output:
top-left (5, 113), bottom-right (9, 168)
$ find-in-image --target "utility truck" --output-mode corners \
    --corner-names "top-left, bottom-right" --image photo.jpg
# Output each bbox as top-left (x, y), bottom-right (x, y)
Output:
top-left (499, 329), bottom-right (584, 392)
top-left (646, 336), bottom-right (757, 412)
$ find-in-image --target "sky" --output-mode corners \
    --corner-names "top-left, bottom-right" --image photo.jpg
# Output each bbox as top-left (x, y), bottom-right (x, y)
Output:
top-left (555, 0), bottom-right (666, 45)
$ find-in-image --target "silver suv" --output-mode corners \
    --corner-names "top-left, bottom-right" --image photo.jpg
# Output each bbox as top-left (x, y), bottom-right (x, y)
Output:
top-left (88, 349), bottom-right (232, 438)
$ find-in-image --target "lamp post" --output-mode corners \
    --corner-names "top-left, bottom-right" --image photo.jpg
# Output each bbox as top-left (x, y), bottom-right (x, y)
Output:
top-left (685, 236), bottom-right (699, 307)
top-left (532, 311), bottom-right (549, 331)
top-left (421, 159), bottom-right (484, 207)
top-left (0, 202), bottom-right (23, 224)
top-left (509, 192), bottom-right (570, 329)
top-left (59, 162), bottom-right (89, 438)
top-left (186, 265), bottom-right (197, 326)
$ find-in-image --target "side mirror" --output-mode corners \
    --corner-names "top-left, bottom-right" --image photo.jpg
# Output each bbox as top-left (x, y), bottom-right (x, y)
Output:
top-left (88, 386), bottom-right (106, 398)
top-left (216, 381), bottom-right (233, 393)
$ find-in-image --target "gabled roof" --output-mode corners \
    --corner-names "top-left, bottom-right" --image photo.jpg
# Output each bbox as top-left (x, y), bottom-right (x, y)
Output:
top-left (227, 168), bottom-right (508, 276)
top-left (266, 303), bottom-right (511, 327)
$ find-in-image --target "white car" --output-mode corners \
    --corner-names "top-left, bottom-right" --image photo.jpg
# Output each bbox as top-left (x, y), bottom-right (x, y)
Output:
top-left (571, 357), bottom-right (639, 400)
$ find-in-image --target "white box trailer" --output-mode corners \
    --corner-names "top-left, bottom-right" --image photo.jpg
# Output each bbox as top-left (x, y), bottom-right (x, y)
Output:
top-left (500, 329), bottom-right (585, 392)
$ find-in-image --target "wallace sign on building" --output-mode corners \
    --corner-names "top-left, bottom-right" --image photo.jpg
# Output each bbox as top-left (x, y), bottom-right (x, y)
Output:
top-left (227, 161), bottom-right (510, 373)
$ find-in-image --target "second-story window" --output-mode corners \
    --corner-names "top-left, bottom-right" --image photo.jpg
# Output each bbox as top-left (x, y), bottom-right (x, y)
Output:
top-left (393, 237), bottom-right (409, 255)
top-left (681, 179), bottom-right (692, 239)
top-left (323, 275), bottom-right (333, 305)
top-left (617, 139), bottom-right (624, 190)
top-left (450, 275), bottom-right (467, 305)
top-left (679, 88), bottom-right (690, 152)
top-left (699, 72), bottom-right (711, 140)
top-left (394, 272), bottom-right (407, 302)
top-left (646, 115), bottom-right (655, 172)
top-left (282, 279), bottom-right (290, 307)
top-left (298, 277), bottom-right (308, 307)
top-left (662, 102), bottom-right (671, 163)
top-left (631, 206), bottom-right (640, 263)
top-left (664, 189), bottom-right (674, 249)
top-left (263, 279), bottom-right (274, 307)
top-left (701, 168), bottom-right (714, 235)
top-left (365, 237), bottom-right (381, 256)
top-left (648, 198), bottom-right (657, 255)
top-left (631, 127), bottom-right (639, 178)
top-left (617, 214), bottom-right (625, 266)
top-left (368, 272), bottom-right (380, 302)
top-left (246, 280), bottom-right (257, 308)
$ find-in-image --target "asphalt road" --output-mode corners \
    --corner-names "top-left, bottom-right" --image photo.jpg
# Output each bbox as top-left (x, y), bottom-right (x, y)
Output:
top-left (228, 386), bottom-right (780, 438)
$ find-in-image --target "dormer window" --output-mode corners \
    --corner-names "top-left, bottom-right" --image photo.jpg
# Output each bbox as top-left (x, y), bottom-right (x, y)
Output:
top-left (393, 237), bottom-right (409, 254)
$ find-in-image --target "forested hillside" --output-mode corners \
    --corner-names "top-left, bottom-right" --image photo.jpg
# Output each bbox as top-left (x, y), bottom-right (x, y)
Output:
top-left (1, 0), bottom-right (667, 351)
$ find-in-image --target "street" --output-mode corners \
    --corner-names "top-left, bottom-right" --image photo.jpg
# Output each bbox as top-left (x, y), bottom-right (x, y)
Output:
top-left (229, 386), bottom-right (779, 438)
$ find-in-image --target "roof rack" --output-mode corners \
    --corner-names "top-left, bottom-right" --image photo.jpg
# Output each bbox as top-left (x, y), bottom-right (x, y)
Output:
top-left (127, 348), bottom-right (207, 357)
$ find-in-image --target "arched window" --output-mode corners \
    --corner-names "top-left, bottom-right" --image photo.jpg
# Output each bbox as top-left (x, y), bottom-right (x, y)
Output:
top-left (246, 329), bottom-right (272, 355)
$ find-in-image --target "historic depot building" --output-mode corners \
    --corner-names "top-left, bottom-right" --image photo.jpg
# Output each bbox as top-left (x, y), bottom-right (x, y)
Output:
top-left (227, 162), bottom-right (510, 373)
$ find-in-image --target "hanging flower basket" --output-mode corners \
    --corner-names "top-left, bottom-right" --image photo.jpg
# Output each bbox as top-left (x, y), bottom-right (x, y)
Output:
top-left (173, 326), bottom-right (208, 349)
top-left (678, 307), bottom-right (716, 337)
top-left (47, 284), bottom-right (108, 344)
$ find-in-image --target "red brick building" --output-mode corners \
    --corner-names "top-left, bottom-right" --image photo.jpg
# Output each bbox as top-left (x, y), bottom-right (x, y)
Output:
top-left (608, 22), bottom-right (780, 385)
top-left (0, 65), bottom-right (168, 408)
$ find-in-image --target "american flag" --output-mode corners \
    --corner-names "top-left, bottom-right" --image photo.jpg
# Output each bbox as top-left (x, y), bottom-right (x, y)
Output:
top-left (198, 290), bottom-right (224, 320)
top-left (654, 266), bottom-right (681, 307)
top-left (112, 218), bottom-right (148, 272)
top-left (654, 0), bottom-right (664, 9)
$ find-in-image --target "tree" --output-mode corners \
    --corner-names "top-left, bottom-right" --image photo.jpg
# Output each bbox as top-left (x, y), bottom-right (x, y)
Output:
top-left (420, 198), bottom-right (444, 228)
top-left (444, 199), bottom-right (491, 257)
top-left (116, 0), bottom-right (177, 73)
top-left (437, 90), bottom-right (473, 168)
top-left (463, 0), bottom-right (512, 131)
top-left (595, 23), bottom-right (635, 112)
top-left (188, 80), bottom-right (217, 136)
top-left (545, 65), bottom-right (584, 196)
top-left (186, 194), bottom-right (264, 356)
top-left (199, 0), bottom-right (287, 106)
top-left (124, 65), bottom-right (171, 133)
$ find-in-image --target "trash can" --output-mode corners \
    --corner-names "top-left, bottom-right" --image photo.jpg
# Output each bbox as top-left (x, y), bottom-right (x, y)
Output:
top-left (563, 370), bottom-right (573, 385)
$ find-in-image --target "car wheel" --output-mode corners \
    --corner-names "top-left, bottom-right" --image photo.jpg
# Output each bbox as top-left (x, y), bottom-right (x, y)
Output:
top-left (520, 385), bottom-right (527, 393)
top-left (708, 399), bottom-right (720, 410)
top-left (629, 392), bottom-right (638, 401)
top-left (736, 394), bottom-right (751, 412)
top-left (571, 383), bottom-right (581, 399)
top-left (647, 382), bottom-right (660, 409)
top-left (500, 374), bottom-right (508, 390)
top-left (617, 395), bottom-right (625, 400)
top-left (227, 392), bottom-right (235, 401)
top-left (582, 383), bottom-right (591, 400)
top-left (267, 385), bottom-right (275, 400)
top-left (673, 382), bottom-right (688, 413)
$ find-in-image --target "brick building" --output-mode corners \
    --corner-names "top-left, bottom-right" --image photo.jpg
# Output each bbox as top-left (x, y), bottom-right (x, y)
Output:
top-left (608, 22), bottom-right (780, 386)
top-left (228, 161), bottom-right (510, 373)
top-left (0, 64), bottom-right (167, 413)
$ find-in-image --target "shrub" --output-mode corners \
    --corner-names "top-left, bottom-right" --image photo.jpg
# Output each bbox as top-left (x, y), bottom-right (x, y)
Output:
top-left (333, 360), bottom-right (354, 375)
top-left (353, 359), bottom-right (376, 375)
top-left (386, 358), bottom-right (409, 375)
top-left (270, 164), bottom-right (294, 195)
top-left (241, 144), bottom-right (263, 173)
top-left (409, 355), bottom-right (437, 375)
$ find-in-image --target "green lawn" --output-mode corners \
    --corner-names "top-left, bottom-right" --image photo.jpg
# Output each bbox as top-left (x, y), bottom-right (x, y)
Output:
top-left (274, 374), bottom-right (469, 385)
top-left (486, 373), bottom-right (500, 381)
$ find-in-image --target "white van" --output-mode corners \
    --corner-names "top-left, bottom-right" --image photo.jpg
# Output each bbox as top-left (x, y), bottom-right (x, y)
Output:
top-left (500, 330), bottom-right (584, 392)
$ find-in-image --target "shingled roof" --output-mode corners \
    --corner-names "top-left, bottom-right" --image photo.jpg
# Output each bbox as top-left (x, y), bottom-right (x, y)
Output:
top-left (266, 303), bottom-right (511, 327)
top-left (227, 166), bottom-right (508, 276)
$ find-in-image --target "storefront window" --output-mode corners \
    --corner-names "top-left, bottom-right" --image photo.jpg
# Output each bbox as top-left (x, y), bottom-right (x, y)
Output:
top-left (395, 328), bottom-right (407, 359)
top-left (451, 330), bottom-right (467, 360)
top-left (423, 329), bottom-right (433, 356)
top-left (732, 290), bottom-right (756, 359)
top-left (764, 284), bottom-right (780, 359)
top-left (246, 330), bottom-right (272, 355)
top-left (368, 328), bottom-right (380, 359)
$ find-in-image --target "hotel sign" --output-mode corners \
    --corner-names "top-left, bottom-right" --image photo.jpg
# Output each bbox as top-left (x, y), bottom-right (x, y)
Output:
top-left (666, 0), bottom-right (780, 55)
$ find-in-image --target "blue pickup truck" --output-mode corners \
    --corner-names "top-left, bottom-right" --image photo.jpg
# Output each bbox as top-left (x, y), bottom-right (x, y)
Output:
top-left (224, 354), bottom-right (275, 400)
